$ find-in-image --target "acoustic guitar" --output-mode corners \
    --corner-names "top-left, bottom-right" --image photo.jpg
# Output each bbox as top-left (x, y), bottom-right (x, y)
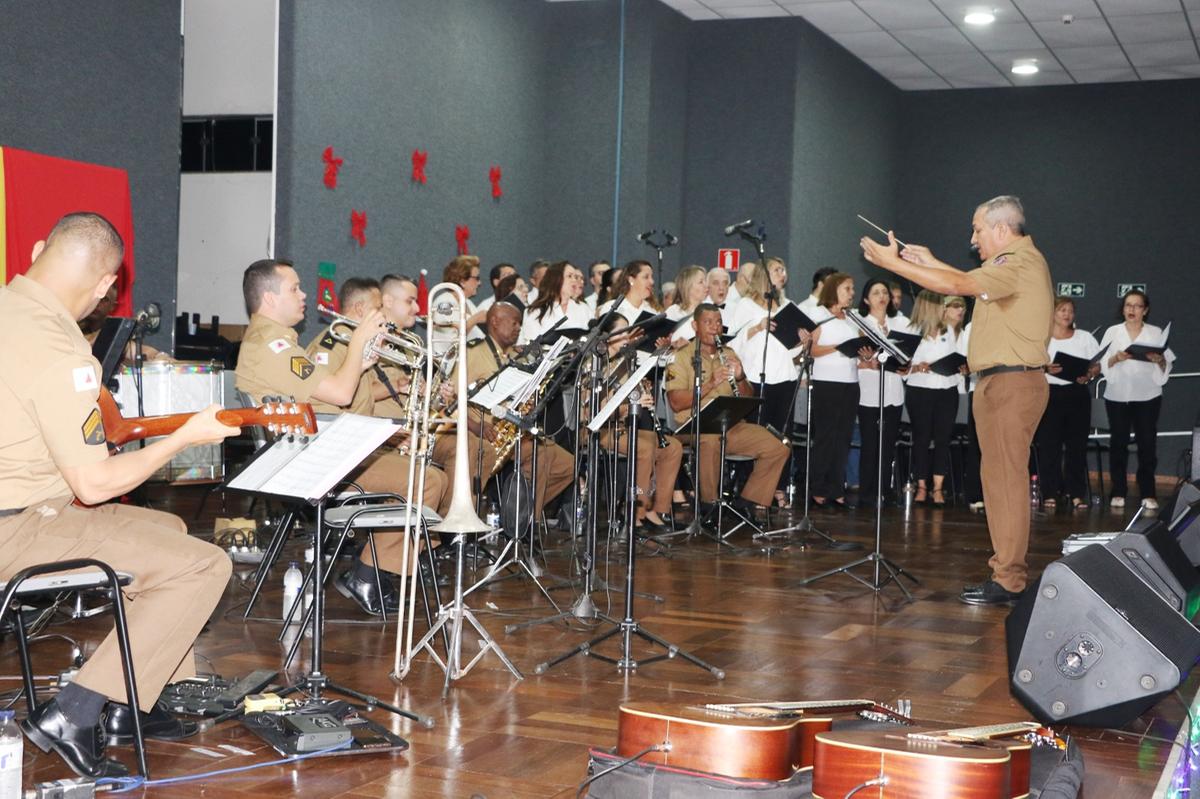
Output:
top-left (617, 699), bottom-right (912, 781)
top-left (97, 387), bottom-right (317, 447)
top-left (812, 721), bottom-right (1062, 799)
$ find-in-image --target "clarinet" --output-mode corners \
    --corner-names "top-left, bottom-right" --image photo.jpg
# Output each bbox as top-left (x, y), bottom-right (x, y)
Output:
top-left (714, 339), bottom-right (741, 397)
top-left (641, 378), bottom-right (670, 449)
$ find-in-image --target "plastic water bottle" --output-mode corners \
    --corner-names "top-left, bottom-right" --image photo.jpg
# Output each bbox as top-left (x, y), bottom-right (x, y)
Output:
top-left (486, 500), bottom-right (501, 531)
top-left (0, 709), bottom-right (22, 799)
top-left (282, 561), bottom-right (302, 624)
top-left (903, 480), bottom-right (915, 512)
top-left (1030, 475), bottom-right (1042, 508)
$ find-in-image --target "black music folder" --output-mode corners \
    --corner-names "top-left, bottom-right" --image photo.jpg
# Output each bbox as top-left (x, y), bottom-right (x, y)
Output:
top-left (768, 302), bottom-right (820, 349)
top-left (834, 336), bottom-right (876, 359)
top-left (928, 352), bottom-right (968, 377)
top-left (632, 311), bottom-right (678, 352)
top-left (1125, 322), bottom-right (1171, 362)
top-left (1052, 344), bottom-right (1109, 382)
top-left (886, 330), bottom-right (922, 357)
top-left (498, 292), bottom-right (526, 313)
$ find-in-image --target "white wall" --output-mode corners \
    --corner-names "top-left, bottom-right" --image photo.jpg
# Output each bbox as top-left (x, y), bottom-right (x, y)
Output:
top-left (182, 0), bottom-right (276, 115)
top-left (177, 173), bottom-right (273, 324)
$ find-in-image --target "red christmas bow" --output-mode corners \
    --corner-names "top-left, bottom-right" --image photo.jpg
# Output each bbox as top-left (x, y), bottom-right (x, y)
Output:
top-left (322, 146), bottom-right (343, 189)
top-left (351, 210), bottom-right (367, 247)
top-left (455, 225), bottom-right (470, 255)
top-left (489, 165), bottom-right (503, 199)
top-left (412, 149), bottom-right (428, 184)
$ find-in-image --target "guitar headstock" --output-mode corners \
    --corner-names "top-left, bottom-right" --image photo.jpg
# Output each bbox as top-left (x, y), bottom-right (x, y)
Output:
top-left (859, 699), bottom-right (913, 726)
top-left (256, 396), bottom-right (318, 438)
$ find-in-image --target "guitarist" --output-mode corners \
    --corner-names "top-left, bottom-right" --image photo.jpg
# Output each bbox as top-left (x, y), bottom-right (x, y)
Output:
top-left (0, 213), bottom-right (239, 778)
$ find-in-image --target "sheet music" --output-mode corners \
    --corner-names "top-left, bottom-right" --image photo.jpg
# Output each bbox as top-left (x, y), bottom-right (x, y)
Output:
top-left (513, 338), bottom-right (570, 405)
top-left (470, 367), bottom-right (534, 411)
top-left (227, 414), bottom-right (400, 502)
top-left (588, 353), bottom-right (659, 432)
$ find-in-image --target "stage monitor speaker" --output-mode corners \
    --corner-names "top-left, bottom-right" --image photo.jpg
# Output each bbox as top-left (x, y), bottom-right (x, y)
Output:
top-left (90, 317), bottom-right (135, 387)
top-left (1007, 542), bottom-right (1200, 727)
top-left (1164, 480), bottom-right (1200, 567)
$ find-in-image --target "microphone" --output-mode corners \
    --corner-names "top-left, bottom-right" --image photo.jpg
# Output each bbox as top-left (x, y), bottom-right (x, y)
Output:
top-left (636, 230), bottom-right (657, 242)
top-left (723, 219), bottom-right (754, 236)
top-left (664, 232), bottom-right (679, 246)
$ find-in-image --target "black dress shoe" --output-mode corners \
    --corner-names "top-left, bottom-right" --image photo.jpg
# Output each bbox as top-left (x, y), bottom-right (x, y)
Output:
top-left (959, 580), bottom-right (1023, 606)
top-left (335, 570), bottom-right (400, 616)
top-left (21, 698), bottom-right (129, 778)
top-left (104, 699), bottom-right (199, 747)
top-left (639, 519), bottom-right (671, 536)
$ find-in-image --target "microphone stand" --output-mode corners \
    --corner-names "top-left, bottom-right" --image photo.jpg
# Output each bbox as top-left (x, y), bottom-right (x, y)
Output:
top-left (640, 231), bottom-right (677, 302)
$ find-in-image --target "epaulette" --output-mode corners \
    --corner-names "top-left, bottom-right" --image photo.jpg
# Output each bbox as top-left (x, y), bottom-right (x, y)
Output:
top-left (467, 338), bottom-right (486, 348)
top-left (318, 331), bottom-right (336, 350)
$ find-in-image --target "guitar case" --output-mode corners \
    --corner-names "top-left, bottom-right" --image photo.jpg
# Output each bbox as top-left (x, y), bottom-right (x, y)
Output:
top-left (586, 720), bottom-right (1084, 798)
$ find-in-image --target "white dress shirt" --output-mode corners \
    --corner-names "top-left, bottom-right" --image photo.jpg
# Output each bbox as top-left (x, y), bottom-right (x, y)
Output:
top-left (1099, 322), bottom-right (1175, 402)
top-left (597, 297), bottom-right (651, 325)
top-left (904, 326), bottom-right (964, 391)
top-left (584, 293), bottom-right (599, 316)
top-left (797, 294), bottom-right (821, 315)
top-left (666, 304), bottom-right (697, 342)
top-left (810, 313), bottom-right (859, 384)
top-left (476, 294), bottom-right (496, 314)
top-left (729, 299), bottom-right (804, 384)
top-left (520, 300), bottom-right (590, 345)
top-left (1046, 329), bottom-right (1101, 387)
top-left (857, 313), bottom-right (904, 408)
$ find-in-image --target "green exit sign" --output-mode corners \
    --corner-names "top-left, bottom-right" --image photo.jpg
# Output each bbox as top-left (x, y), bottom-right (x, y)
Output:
top-left (1057, 282), bottom-right (1085, 298)
top-left (1118, 283), bottom-right (1147, 297)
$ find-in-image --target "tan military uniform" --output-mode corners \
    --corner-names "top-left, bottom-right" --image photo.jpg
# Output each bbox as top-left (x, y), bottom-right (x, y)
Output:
top-left (373, 362), bottom-right (410, 419)
top-left (235, 314), bottom-right (446, 573)
top-left (0, 275), bottom-right (230, 712)
top-left (665, 340), bottom-right (789, 506)
top-left (460, 338), bottom-right (574, 515)
top-left (967, 235), bottom-right (1053, 593)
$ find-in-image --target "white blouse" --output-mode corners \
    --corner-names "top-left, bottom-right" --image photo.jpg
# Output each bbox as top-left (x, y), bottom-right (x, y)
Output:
top-left (519, 300), bottom-right (590, 345)
top-left (729, 299), bottom-right (804, 384)
top-left (1099, 323), bottom-right (1175, 403)
top-left (904, 326), bottom-right (965, 391)
top-left (597, 297), bottom-right (651, 325)
top-left (1046, 329), bottom-right (1101, 387)
top-left (856, 313), bottom-right (905, 408)
top-left (666, 304), bottom-right (697, 342)
top-left (810, 313), bottom-right (860, 384)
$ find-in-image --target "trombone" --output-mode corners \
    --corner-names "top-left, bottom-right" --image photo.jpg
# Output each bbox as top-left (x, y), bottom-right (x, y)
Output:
top-left (317, 304), bottom-right (425, 369)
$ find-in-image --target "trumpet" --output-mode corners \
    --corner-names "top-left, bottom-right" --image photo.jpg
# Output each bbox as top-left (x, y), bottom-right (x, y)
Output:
top-left (318, 304), bottom-right (425, 369)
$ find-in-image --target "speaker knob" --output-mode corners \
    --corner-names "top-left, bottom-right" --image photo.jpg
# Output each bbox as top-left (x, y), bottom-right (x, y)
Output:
top-left (1042, 584), bottom-right (1059, 599)
top-left (1141, 675), bottom-right (1157, 691)
top-left (1017, 668), bottom-right (1033, 684)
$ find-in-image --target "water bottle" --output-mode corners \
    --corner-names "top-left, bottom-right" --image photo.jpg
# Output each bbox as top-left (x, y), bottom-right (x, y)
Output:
top-left (486, 500), bottom-right (501, 531)
top-left (903, 480), bottom-right (915, 512)
top-left (0, 709), bottom-right (22, 799)
top-left (282, 561), bottom-right (302, 624)
top-left (1030, 475), bottom-right (1042, 508)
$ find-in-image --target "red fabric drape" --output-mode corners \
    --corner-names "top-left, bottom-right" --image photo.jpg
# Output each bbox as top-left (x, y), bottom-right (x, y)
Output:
top-left (2, 147), bottom-right (136, 316)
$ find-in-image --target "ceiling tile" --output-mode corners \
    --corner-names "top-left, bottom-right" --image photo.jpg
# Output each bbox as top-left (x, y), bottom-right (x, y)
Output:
top-left (829, 30), bottom-right (912, 58)
top-left (1031, 17), bottom-right (1117, 47)
top-left (701, 0), bottom-right (780, 6)
top-left (929, 0), bottom-right (1021, 25)
top-left (855, 0), bottom-right (950, 31)
top-left (1124, 39), bottom-right (1200, 67)
top-left (1108, 13), bottom-right (1192, 44)
top-left (788, 2), bottom-right (882, 33)
top-left (892, 26), bottom-right (977, 55)
top-left (892, 75), bottom-right (953, 89)
top-left (982, 47), bottom-right (1062, 73)
top-left (1096, 0), bottom-right (1182, 16)
top-left (718, 5), bottom-right (792, 17)
top-left (677, 7), bottom-right (723, 19)
top-left (1140, 63), bottom-right (1200, 79)
top-left (1069, 66), bottom-right (1140, 82)
top-left (1053, 45), bottom-right (1130, 69)
top-left (923, 50), bottom-right (1009, 79)
top-left (946, 73), bottom-right (1013, 87)
top-left (961, 21), bottom-right (1044, 51)
top-left (1010, 69), bottom-right (1076, 85)
top-left (1011, 0), bottom-right (1103, 22)
top-left (863, 54), bottom-right (940, 78)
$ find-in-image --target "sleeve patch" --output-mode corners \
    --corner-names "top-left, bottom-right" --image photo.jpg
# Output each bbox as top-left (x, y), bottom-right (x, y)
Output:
top-left (318, 332), bottom-right (336, 350)
top-left (268, 338), bottom-right (290, 354)
top-left (290, 356), bottom-right (315, 379)
top-left (81, 407), bottom-right (106, 445)
top-left (314, 352), bottom-right (329, 365)
top-left (992, 255), bottom-right (1007, 265)
top-left (73, 366), bottom-right (98, 392)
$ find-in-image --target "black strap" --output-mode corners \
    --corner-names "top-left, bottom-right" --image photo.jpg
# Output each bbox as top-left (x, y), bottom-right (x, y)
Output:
top-left (373, 364), bottom-right (405, 408)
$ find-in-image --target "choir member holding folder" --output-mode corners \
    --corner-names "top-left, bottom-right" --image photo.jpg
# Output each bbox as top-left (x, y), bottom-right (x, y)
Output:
top-left (1098, 289), bottom-right (1175, 510)
top-left (854, 278), bottom-right (906, 505)
top-left (666, 265), bottom-right (709, 344)
top-left (598, 260), bottom-right (658, 323)
top-left (902, 291), bottom-right (966, 506)
top-left (520, 261), bottom-right (591, 344)
top-left (807, 273), bottom-right (863, 508)
top-left (1036, 297), bottom-right (1101, 510)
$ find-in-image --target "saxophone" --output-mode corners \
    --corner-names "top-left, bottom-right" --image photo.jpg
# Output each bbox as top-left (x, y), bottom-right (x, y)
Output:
top-left (714, 339), bottom-right (741, 397)
top-left (486, 347), bottom-right (552, 476)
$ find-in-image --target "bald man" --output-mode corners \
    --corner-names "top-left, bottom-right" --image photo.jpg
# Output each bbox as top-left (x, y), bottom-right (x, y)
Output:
top-left (0, 213), bottom-right (237, 777)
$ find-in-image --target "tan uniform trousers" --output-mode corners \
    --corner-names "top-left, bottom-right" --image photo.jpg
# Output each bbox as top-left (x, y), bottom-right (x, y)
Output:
top-left (689, 421), bottom-right (789, 506)
top-left (512, 438), bottom-right (575, 515)
top-left (975, 370), bottom-right (1049, 593)
top-left (0, 499), bottom-right (231, 713)
top-left (599, 429), bottom-right (683, 515)
top-left (350, 449), bottom-right (448, 574)
top-left (430, 428), bottom-right (499, 514)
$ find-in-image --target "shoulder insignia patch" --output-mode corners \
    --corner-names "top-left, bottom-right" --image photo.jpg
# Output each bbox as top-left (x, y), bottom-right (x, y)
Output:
top-left (992, 255), bottom-right (1008, 265)
top-left (314, 351), bottom-right (329, 366)
top-left (666, 369), bottom-right (677, 382)
top-left (81, 407), bottom-right (106, 446)
top-left (467, 338), bottom-right (485, 348)
top-left (73, 365), bottom-right (98, 393)
top-left (318, 332), bottom-right (336, 350)
top-left (268, 338), bottom-right (290, 354)
top-left (290, 356), bottom-right (315, 379)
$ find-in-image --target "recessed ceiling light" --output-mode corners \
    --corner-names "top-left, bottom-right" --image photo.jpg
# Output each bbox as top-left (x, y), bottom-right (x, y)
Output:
top-left (1011, 59), bottom-right (1039, 75)
top-left (964, 9), bottom-right (995, 25)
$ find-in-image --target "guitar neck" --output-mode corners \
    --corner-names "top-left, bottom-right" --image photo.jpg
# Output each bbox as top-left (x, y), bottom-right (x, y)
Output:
top-left (98, 388), bottom-right (316, 446)
top-left (924, 721), bottom-right (1041, 742)
top-left (705, 699), bottom-right (876, 714)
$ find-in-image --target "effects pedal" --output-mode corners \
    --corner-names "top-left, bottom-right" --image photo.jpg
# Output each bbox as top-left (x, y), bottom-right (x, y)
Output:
top-left (161, 668), bottom-right (279, 717)
top-left (283, 712), bottom-right (352, 752)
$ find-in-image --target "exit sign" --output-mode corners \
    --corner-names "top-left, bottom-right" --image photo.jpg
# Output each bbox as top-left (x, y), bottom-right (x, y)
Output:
top-left (1057, 282), bottom-right (1085, 298)
top-left (1117, 283), bottom-right (1147, 297)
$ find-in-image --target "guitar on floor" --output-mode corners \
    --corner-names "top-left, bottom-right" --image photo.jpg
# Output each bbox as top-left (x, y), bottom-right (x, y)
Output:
top-left (97, 388), bottom-right (317, 447)
top-left (617, 699), bottom-right (913, 781)
top-left (812, 721), bottom-right (1065, 799)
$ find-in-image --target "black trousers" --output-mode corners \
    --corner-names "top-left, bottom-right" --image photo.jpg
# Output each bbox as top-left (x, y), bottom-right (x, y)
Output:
top-left (858, 403), bottom-right (901, 500)
top-left (905, 386), bottom-right (958, 482)
top-left (810, 381), bottom-right (858, 500)
top-left (753, 380), bottom-right (798, 491)
top-left (964, 393), bottom-right (982, 503)
top-left (1035, 383), bottom-right (1091, 500)
top-left (1106, 396), bottom-right (1162, 499)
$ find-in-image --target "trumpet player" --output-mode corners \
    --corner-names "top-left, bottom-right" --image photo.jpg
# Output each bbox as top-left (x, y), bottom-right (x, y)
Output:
top-left (455, 302), bottom-right (575, 527)
top-left (235, 261), bottom-right (447, 617)
top-left (595, 316), bottom-right (683, 536)
top-left (665, 303), bottom-right (789, 516)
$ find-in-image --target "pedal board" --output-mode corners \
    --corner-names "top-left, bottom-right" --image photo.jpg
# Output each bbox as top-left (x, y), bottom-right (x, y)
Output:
top-left (162, 668), bottom-right (279, 717)
top-left (283, 712), bottom-right (353, 752)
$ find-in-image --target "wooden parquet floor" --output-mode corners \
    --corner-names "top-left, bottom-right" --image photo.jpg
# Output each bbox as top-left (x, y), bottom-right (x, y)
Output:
top-left (5, 485), bottom-right (1191, 797)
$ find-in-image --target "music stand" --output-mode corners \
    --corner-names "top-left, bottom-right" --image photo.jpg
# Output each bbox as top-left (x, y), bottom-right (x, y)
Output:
top-left (224, 413), bottom-right (433, 726)
top-left (796, 314), bottom-right (919, 600)
top-left (534, 360), bottom-right (725, 679)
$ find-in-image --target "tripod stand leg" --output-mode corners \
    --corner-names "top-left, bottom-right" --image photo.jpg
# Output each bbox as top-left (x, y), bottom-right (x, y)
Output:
top-left (533, 621), bottom-right (622, 674)
top-left (632, 624), bottom-right (725, 679)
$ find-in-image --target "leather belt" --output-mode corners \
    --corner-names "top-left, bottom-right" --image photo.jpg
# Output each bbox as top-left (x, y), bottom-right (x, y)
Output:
top-left (0, 507), bottom-right (26, 518)
top-left (978, 364), bottom-right (1041, 379)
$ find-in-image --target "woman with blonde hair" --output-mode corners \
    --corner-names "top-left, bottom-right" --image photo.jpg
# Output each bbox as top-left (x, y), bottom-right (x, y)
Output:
top-left (903, 291), bottom-right (964, 506)
top-left (666, 265), bottom-right (709, 343)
